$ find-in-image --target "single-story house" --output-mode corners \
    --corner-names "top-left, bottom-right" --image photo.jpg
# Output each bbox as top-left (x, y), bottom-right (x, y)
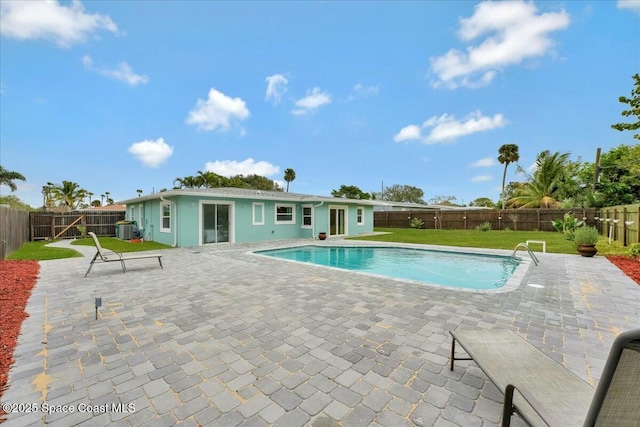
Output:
top-left (118, 188), bottom-right (377, 247)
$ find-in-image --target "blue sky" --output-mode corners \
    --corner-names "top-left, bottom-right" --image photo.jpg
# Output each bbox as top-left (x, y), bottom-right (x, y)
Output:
top-left (1, 0), bottom-right (639, 208)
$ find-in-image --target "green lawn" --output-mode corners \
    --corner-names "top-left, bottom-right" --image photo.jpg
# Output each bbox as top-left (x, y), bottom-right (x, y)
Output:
top-left (7, 241), bottom-right (84, 261)
top-left (347, 228), bottom-right (628, 256)
top-left (7, 237), bottom-right (172, 261)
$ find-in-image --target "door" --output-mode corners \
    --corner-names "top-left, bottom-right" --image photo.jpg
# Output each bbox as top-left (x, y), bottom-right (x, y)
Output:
top-left (329, 207), bottom-right (347, 236)
top-left (202, 203), bottom-right (231, 244)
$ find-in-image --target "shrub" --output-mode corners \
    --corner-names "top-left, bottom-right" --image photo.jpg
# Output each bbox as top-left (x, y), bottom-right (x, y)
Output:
top-left (476, 221), bottom-right (492, 232)
top-left (628, 243), bottom-right (640, 260)
top-left (573, 226), bottom-right (600, 246)
top-left (552, 212), bottom-right (585, 240)
top-left (409, 217), bottom-right (424, 229)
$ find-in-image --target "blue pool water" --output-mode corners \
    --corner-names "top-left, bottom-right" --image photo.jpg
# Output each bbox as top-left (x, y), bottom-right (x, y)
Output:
top-left (256, 246), bottom-right (520, 290)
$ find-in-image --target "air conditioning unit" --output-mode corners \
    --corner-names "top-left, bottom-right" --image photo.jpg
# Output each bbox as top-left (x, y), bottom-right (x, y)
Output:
top-left (118, 224), bottom-right (134, 240)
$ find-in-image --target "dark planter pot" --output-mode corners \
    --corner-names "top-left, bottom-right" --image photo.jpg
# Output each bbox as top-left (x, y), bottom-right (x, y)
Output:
top-left (577, 244), bottom-right (598, 257)
top-left (318, 232), bottom-right (327, 240)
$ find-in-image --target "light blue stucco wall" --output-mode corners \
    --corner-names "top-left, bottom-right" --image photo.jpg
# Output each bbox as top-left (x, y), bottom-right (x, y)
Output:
top-left (127, 195), bottom-right (373, 247)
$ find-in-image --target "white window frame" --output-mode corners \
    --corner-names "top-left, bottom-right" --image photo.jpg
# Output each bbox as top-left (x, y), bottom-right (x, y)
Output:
top-left (129, 206), bottom-right (135, 222)
top-left (137, 204), bottom-right (144, 230)
top-left (302, 204), bottom-right (313, 229)
top-left (275, 203), bottom-right (295, 224)
top-left (357, 206), bottom-right (364, 225)
top-left (160, 202), bottom-right (171, 233)
top-left (252, 202), bottom-right (265, 225)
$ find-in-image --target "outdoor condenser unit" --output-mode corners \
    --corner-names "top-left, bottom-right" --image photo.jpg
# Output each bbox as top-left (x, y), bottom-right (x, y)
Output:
top-left (117, 224), bottom-right (134, 240)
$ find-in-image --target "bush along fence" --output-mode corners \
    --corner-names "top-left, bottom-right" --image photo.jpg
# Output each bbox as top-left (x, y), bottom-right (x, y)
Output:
top-left (597, 204), bottom-right (640, 246)
top-left (0, 205), bottom-right (30, 260)
top-left (374, 208), bottom-right (599, 233)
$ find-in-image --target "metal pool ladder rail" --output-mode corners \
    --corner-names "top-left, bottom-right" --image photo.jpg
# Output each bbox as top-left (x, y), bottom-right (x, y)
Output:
top-left (512, 242), bottom-right (539, 266)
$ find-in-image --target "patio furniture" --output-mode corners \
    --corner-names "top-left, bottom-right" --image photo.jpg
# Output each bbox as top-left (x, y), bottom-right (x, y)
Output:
top-left (449, 328), bottom-right (640, 427)
top-left (85, 232), bottom-right (163, 277)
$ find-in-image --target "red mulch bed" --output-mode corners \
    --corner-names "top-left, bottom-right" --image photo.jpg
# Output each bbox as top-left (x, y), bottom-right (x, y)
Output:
top-left (0, 260), bottom-right (39, 417)
top-left (607, 255), bottom-right (640, 285)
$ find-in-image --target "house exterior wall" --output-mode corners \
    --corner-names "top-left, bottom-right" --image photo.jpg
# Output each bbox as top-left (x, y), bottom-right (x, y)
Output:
top-left (126, 194), bottom-right (373, 247)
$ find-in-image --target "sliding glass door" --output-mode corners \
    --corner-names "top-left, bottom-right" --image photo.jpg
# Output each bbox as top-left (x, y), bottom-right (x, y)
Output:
top-left (329, 207), bottom-right (346, 236)
top-left (202, 203), bottom-right (230, 244)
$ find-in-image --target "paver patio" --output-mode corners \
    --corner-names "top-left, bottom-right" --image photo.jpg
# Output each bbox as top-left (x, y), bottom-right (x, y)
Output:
top-left (2, 238), bottom-right (639, 426)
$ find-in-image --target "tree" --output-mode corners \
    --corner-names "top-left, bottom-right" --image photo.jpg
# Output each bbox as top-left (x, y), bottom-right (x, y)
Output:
top-left (429, 195), bottom-right (460, 205)
top-left (611, 73), bottom-right (640, 139)
top-left (0, 166), bottom-right (26, 191)
top-left (497, 144), bottom-right (520, 209)
top-left (284, 168), bottom-right (296, 192)
top-left (51, 181), bottom-right (88, 210)
top-left (508, 150), bottom-right (571, 208)
top-left (331, 185), bottom-right (371, 200)
top-left (587, 144), bottom-right (640, 205)
top-left (378, 184), bottom-right (425, 204)
top-left (469, 197), bottom-right (495, 208)
top-left (0, 195), bottom-right (35, 211)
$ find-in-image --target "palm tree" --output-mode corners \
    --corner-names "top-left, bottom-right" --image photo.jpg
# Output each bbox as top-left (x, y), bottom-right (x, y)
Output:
top-left (284, 168), bottom-right (296, 192)
top-left (0, 166), bottom-right (26, 191)
top-left (105, 191), bottom-right (111, 205)
top-left (508, 150), bottom-right (571, 208)
top-left (497, 144), bottom-right (520, 209)
top-left (51, 181), bottom-right (87, 210)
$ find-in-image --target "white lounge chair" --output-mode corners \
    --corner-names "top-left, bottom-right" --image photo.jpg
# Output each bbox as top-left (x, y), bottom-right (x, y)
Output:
top-left (85, 232), bottom-right (163, 277)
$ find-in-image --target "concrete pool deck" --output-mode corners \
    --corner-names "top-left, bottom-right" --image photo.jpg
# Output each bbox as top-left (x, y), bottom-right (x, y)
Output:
top-left (2, 238), bottom-right (639, 426)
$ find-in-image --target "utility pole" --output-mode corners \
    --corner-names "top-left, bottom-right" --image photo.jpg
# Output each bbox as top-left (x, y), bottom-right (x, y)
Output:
top-left (593, 147), bottom-right (601, 191)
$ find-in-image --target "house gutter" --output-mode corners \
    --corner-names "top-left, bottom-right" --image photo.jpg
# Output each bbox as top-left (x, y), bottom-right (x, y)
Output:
top-left (160, 196), bottom-right (178, 247)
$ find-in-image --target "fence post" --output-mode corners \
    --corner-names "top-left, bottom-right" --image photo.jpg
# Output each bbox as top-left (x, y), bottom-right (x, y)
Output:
top-left (537, 209), bottom-right (541, 230)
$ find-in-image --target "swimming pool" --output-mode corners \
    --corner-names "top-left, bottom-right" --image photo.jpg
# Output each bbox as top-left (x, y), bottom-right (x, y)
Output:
top-left (256, 245), bottom-right (521, 290)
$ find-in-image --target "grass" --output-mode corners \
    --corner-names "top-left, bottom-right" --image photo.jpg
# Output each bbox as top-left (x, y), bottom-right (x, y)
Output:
top-left (7, 237), bottom-right (172, 261)
top-left (7, 241), bottom-right (84, 261)
top-left (348, 228), bottom-right (629, 256)
top-left (71, 236), bottom-right (172, 252)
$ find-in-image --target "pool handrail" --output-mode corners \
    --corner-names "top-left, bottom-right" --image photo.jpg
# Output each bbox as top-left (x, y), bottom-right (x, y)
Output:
top-left (512, 242), bottom-right (539, 266)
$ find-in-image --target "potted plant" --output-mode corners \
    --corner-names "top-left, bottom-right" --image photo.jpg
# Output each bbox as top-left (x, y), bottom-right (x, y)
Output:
top-left (318, 232), bottom-right (327, 240)
top-left (574, 226), bottom-right (599, 257)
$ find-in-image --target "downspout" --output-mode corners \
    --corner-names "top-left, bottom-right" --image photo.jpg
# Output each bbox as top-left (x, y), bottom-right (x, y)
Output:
top-left (311, 201), bottom-right (324, 239)
top-left (160, 196), bottom-right (178, 247)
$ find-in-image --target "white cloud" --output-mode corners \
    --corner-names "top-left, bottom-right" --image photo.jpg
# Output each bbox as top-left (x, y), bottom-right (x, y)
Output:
top-left (472, 174), bottom-right (493, 182)
top-left (395, 111), bottom-right (506, 143)
top-left (82, 55), bottom-right (148, 86)
top-left (617, 0), bottom-right (640, 14)
top-left (393, 125), bottom-right (422, 142)
top-left (292, 87), bottom-right (331, 115)
top-left (186, 88), bottom-right (250, 132)
top-left (128, 138), bottom-right (174, 167)
top-left (430, 0), bottom-right (570, 89)
top-left (204, 158), bottom-right (280, 177)
top-left (0, 0), bottom-right (119, 48)
top-left (265, 74), bottom-right (288, 104)
top-left (348, 83), bottom-right (380, 100)
top-left (424, 111), bottom-right (507, 142)
top-left (471, 157), bottom-right (496, 167)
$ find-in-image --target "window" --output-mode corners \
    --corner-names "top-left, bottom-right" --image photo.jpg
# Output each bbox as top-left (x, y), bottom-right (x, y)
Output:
top-left (160, 202), bottom-right (171, 232)
top-left (357, 207), bottom-right (364, 225)
top-left (253, 202), bottom-right (264, 225)
top-left (275, 204), bottom-right (295, 224)
top-left (302, 205), bottom-right (312, 228)
top-left (129, 206), bottom-right (135, 222)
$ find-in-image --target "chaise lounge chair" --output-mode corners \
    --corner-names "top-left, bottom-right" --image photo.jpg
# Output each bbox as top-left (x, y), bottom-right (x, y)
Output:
top-left (85, 232), bottom-right (163, 277)
top-left (450, 328), bottom-right (640, 426)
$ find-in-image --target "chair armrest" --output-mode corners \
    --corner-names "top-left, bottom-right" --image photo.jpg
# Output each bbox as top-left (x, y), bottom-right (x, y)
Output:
top-left (503, 383), bottom-right (563, 427)
top-left (101, 250), bottom-right (124, 262)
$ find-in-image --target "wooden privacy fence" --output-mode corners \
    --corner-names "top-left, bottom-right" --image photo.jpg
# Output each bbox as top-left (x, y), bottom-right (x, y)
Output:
top-left (597, 204), bottom-right (640, 246)
top-left (0, 205), bottom-right (30, 259)
top-left (374, 208), bottom-right (599, 233)
top-left (30, 211), bottom-right (125, 241)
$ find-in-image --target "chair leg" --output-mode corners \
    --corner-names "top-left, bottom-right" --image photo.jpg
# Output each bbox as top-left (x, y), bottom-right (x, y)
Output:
top-left (158, 257), bottom-right (163, 269)
top-left (120, 260), bottom-right (126, 273)
top-left (85, 252), bottom-right (99, 277)
top-left (502, 384), bottom-right (515, 427)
